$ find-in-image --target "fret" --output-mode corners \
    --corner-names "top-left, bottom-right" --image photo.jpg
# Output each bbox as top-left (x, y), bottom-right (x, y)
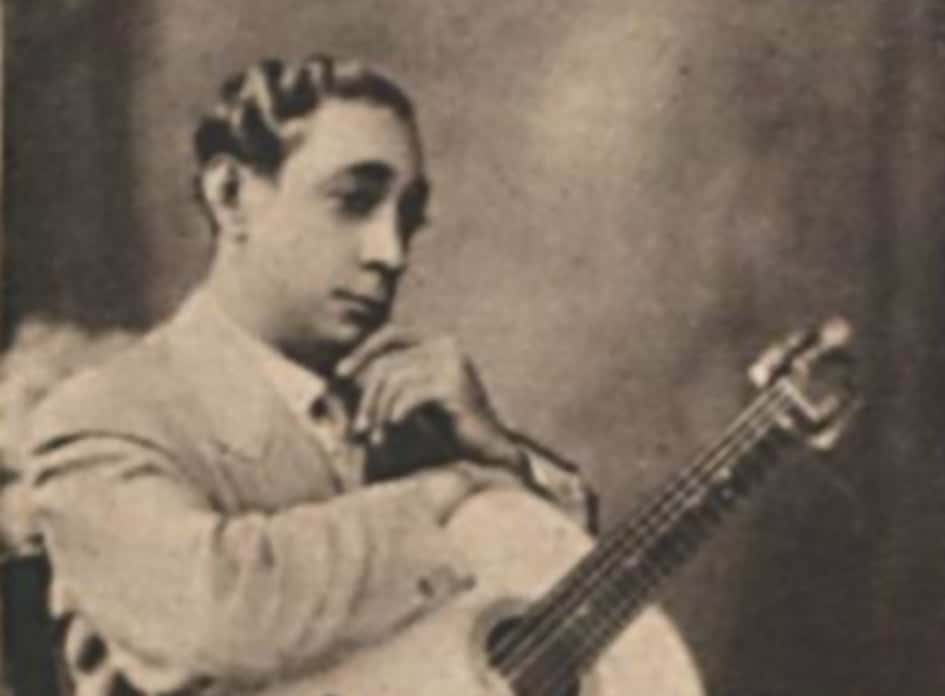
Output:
top-left (566, 397), bottom-right (784, 671)
top-left (496, 387), bottom-right (789, 680)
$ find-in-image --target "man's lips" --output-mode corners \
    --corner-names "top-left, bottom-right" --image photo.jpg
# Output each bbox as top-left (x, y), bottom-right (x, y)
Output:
top-left (332, 289), bottom-right (390, 317)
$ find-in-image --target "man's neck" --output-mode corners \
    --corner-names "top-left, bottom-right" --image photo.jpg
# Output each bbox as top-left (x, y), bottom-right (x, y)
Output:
top-left (201, 273), bottom-right (341, 379)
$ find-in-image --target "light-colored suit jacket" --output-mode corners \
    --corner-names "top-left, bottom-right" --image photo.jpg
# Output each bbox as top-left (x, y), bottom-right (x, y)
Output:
top-left (24, 294), bottom-right (592, 695)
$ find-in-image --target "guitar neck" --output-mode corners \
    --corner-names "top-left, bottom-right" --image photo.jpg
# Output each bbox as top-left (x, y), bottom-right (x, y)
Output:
top-left (496, 382), bottom-right (794, 685)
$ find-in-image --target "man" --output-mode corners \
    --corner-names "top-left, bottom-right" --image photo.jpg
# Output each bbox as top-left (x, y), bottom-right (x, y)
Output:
top-left (23, 56), bottom-right (594, 695)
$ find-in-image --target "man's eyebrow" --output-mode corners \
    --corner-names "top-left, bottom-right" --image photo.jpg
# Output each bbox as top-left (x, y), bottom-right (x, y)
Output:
top-left (326, 161), bottom-right (395, 188)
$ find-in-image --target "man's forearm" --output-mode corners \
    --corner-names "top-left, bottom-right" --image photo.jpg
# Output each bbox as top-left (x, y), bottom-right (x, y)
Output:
top-left (29, 437), bottom-right (473, 687)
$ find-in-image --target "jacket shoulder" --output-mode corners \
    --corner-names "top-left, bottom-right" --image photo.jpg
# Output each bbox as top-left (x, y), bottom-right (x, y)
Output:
top-left (25, 327), bottom-right (196, 457)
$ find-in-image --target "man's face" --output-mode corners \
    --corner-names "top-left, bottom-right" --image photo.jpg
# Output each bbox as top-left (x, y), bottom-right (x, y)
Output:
top-left (236, 99), bottom-right (428, 361)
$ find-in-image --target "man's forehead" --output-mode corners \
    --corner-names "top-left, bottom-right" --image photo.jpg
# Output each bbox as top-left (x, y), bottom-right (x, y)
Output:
top-left (285, 100), bottom-right (421, 181)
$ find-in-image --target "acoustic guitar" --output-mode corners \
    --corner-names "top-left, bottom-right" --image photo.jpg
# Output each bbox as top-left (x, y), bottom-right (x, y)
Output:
top-left (272, 319), bottom-right (858, 696)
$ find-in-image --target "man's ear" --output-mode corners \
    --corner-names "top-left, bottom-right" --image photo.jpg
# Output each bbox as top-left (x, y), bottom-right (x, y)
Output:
top-left (199, 155), bottom-right (248, 243)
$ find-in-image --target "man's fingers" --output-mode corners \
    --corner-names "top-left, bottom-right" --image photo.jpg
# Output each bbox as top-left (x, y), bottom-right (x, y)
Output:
top-left (336, 325), bottom-right (415, 379)
top-left (373, 371), bottom-right (410, 428)
top-left (388, 378), bottom-right (435, 425)
top-left (368, 370), bottom-right (413, 443)
top-left (352, 354), bottom-right (417, 435)
top-left (370, 374), bottom-right (430, 446)
top-left (357, 366), bottom-right (435, 443)
top-left (379, 373), bottom-right (440, 430)
top-left (353, 369), bottom-right (384, 436)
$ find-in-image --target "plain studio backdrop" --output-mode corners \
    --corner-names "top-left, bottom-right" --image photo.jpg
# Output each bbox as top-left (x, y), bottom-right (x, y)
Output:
top-left (6, 1), bottom-right (945, 694)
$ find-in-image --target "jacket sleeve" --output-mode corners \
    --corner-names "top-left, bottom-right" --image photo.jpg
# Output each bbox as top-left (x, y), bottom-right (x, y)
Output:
top-left (509, 431), bottom-right (600, 534)
top-left (365, 420), bottom-right (599, 534)
top-left (28, 434), bottom-right (474, 688)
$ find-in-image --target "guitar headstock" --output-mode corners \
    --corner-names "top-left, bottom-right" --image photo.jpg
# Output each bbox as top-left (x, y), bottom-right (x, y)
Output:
top-left (748, 318), bottom-right (859, 451)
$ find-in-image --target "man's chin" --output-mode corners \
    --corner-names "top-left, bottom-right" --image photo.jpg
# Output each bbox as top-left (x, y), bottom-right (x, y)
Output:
top-left (286, 318), bottom-right (374, 370)
top-left (335, 314), bottom-right (387, 347)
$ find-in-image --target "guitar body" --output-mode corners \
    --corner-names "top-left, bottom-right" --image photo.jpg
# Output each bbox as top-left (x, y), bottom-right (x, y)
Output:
top-left (268, 488), bottom-right (705, 696)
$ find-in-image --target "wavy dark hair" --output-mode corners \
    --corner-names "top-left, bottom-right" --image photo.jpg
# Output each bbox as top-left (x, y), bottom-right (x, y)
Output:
top-left (193, 55), bottom-right (417, 224)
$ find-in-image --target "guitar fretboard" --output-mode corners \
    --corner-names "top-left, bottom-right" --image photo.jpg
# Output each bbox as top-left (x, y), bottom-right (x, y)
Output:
top-left (493, 383), bottom-right (794, 693)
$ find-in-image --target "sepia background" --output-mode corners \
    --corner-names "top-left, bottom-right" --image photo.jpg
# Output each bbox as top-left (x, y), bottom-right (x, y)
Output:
top-left (6, 1), bottom-right (945, 694)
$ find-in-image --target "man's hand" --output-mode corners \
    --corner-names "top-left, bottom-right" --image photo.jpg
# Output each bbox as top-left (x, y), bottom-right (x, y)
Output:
top-left (418, 465), bottom-right (521, 523)
top-left (335, 326), bottom-right (524, 471)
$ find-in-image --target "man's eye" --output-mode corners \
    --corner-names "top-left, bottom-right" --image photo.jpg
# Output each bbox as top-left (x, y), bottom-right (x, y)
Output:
top-left (337, 188), bottom-right (383, 216)
top-left (399, 207), bottom-right (429, 241)
top-left (398, 188), bottom-right (430, 240)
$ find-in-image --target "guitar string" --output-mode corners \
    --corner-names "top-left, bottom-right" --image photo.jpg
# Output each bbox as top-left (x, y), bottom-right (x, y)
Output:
top-left (530, 390), bottom-right (789, 696)
top-left (520, 389), bottom-right (788, 696)
top-left (489, 385), bottom-right (784, 684)
top-left (554, 403), bottom-right (786, 673)
top-left (535, 443), bottom-right (783, 696)
top-left (490, 384), bottom-right (790, 686)
top-left (528, 390), bottom-right (788, 696)
top-left (488, 385), bottom-right (784, 678)
top-left (510, 405), bottom-right (785, 696)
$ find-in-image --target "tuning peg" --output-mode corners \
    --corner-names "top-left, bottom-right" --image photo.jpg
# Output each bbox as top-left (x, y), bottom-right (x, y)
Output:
top-left (793, 318), bottom-right (855, 378)
top-left (749, 327), bottom-right (814, 389)
top-left (749, 317), bottom-right (854, 390)
top-left (819, 317), bottom-right (853, 349)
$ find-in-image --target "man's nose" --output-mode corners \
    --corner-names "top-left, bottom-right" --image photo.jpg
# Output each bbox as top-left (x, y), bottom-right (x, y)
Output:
top-left (360, 207), bottom-right (406, 274)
